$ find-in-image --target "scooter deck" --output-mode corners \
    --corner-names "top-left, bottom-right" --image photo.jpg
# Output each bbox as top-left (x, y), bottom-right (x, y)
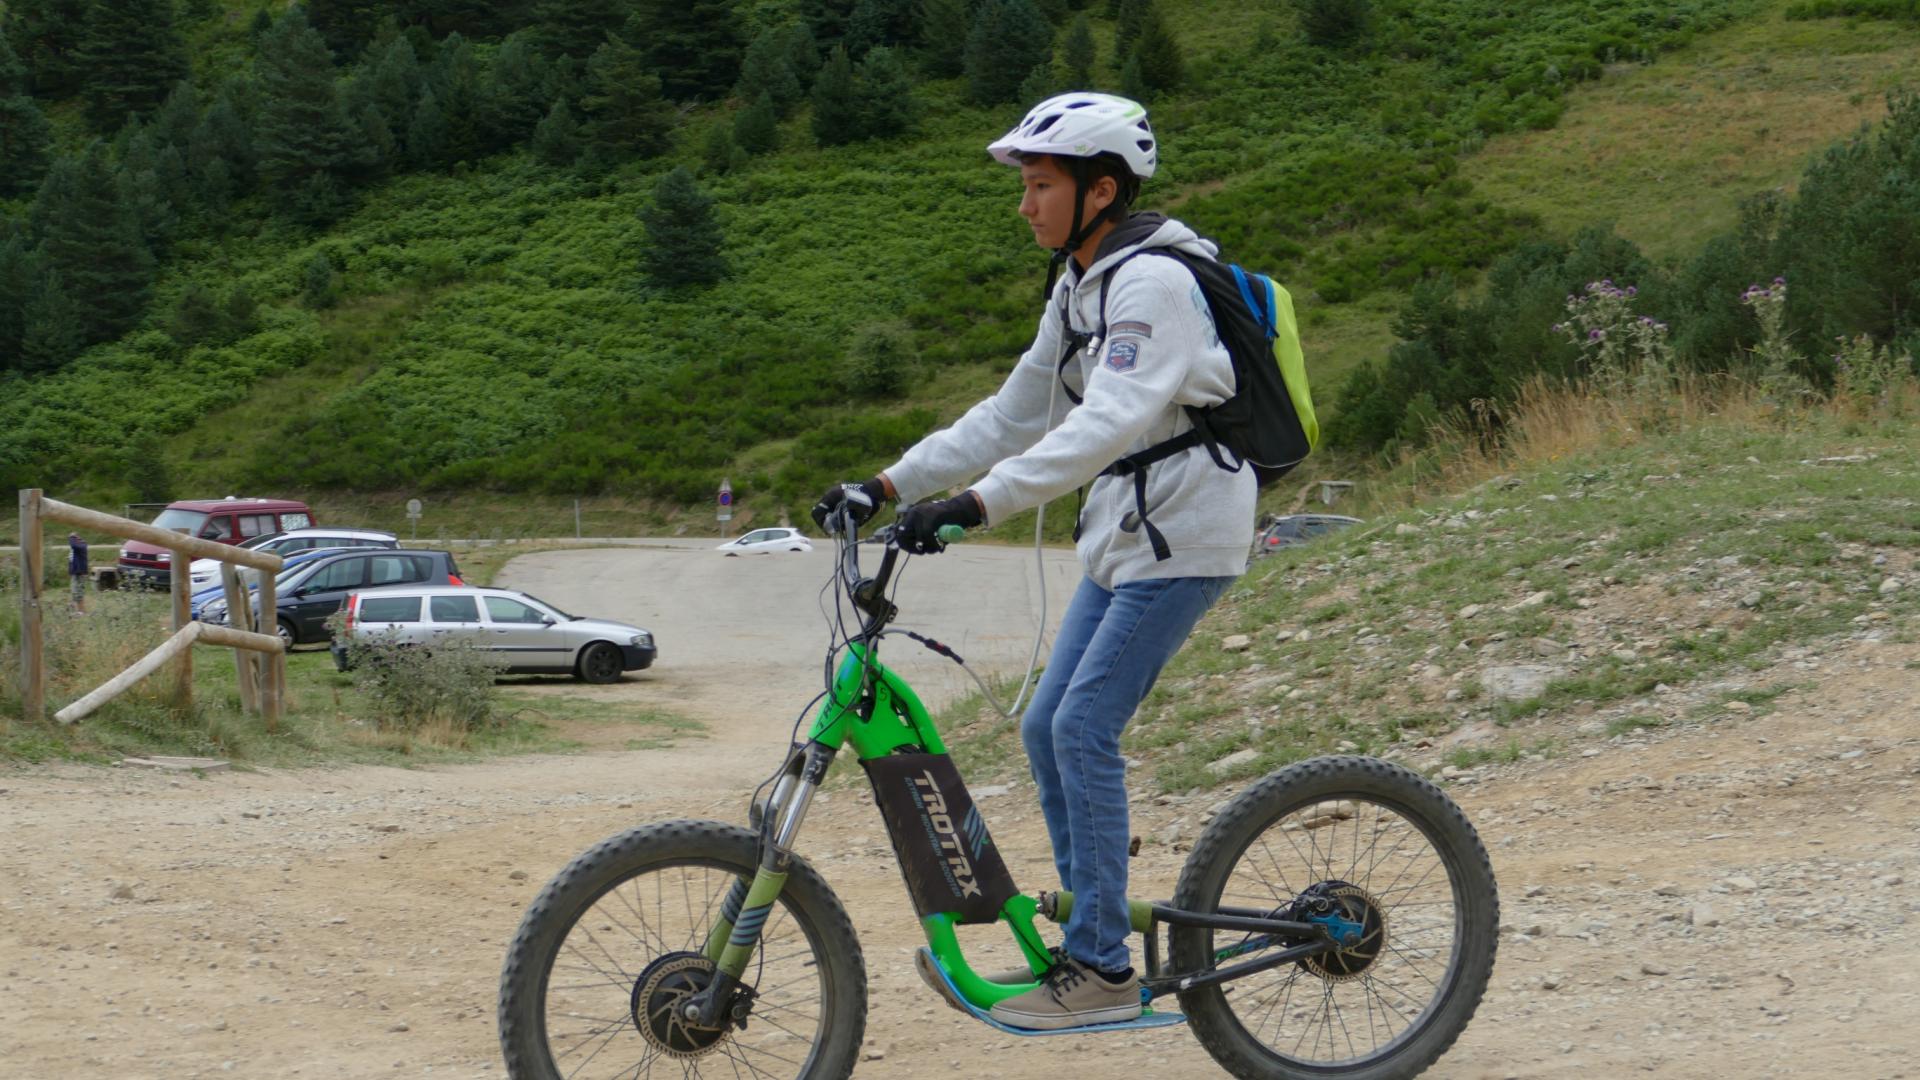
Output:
top-left (917, 948), bottom-right (1188, 1038)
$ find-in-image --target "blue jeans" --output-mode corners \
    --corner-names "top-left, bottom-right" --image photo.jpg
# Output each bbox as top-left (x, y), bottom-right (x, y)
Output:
top-left (1021, 573), bottom-right (1235, 972)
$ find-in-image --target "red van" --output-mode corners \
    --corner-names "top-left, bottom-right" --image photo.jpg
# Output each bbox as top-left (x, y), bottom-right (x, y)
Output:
top-left (118, 498), bottom-right (316, 589)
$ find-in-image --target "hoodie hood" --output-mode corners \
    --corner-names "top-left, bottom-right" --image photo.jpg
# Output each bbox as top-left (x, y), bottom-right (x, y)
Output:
top-left (1074, 213), bottom-right (1219, 287)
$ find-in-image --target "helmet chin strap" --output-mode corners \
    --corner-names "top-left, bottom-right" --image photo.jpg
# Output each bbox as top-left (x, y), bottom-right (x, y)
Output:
top-left (1042, 179), bottom-right (1102, 301)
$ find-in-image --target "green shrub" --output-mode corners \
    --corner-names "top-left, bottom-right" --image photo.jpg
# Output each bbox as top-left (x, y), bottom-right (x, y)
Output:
top-left (331, 618), bottom-right (508, 733)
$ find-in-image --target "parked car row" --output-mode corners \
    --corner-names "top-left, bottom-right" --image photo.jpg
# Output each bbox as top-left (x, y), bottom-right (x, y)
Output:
top-left (135, 495), bottom-right (661, 683)
top-left (200, 548), bottom-right (465, 645)
top-left (118, 497), bottom-right (316, 589)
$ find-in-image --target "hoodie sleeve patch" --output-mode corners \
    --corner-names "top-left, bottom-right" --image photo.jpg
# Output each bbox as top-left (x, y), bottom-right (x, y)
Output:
top-left (1109, 320), bottom-right (1153, 339)
top-left (1104, 338), bottom-right (1140, 373)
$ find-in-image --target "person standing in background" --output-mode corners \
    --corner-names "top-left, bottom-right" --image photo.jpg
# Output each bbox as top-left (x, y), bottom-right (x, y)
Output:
top-left (67, 532), bottom-right (89, 614)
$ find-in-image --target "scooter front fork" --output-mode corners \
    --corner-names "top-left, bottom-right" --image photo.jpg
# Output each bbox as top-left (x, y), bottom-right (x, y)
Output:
top-left (687, 741), bottom-right (836, 1027)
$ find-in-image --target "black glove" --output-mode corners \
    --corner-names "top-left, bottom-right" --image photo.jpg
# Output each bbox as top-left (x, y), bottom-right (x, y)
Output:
top-left (895, 493), bottom-right (984, 555)
top-left (811, 477), bottom-right (889, 533)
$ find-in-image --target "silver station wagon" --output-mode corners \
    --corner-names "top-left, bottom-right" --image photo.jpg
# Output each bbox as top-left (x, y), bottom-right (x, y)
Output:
top-left (332, 585), bottom-right (656, 683)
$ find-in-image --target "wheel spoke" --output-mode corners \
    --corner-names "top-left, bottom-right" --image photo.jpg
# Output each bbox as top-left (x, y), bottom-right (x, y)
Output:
top-left (1197, 778), bottom-right (1481, 1072)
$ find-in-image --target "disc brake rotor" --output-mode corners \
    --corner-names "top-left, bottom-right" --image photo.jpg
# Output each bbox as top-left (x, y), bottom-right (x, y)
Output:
top-left (1297, 882), bottom-right (1389, 982)
top-left (630, 951), bottom-right (728, 1059)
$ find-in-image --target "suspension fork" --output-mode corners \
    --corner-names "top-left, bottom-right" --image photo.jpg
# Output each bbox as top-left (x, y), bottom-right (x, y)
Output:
top-left (686, 740), bottom-right (837, 1028)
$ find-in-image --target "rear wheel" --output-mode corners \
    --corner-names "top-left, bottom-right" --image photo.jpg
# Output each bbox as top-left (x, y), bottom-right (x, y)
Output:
top-left (276, 617), bottom-right (296, 648)
top-left (1171, 756), bottom-right (1498, 1080)
top-left (498, 820), bottom-right (866, 1079)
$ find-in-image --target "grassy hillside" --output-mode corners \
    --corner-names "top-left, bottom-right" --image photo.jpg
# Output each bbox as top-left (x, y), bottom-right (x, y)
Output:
top-left (948, 373), bottom-right (1920, 791)
top-left (3, 0), bottom-right (1835, 523)
top-left (1462, 5), bottom-right (1920, 262)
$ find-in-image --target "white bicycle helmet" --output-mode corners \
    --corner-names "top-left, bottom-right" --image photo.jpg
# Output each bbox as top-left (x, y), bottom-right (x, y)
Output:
top-left (988, 92), bottom-right (1157, 179)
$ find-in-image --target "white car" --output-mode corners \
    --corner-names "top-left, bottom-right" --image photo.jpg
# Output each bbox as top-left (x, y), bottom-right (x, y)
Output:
top-left (185, 528), bottom-right (399, 588)
top-left (716, 527), bottom-right (814, 555)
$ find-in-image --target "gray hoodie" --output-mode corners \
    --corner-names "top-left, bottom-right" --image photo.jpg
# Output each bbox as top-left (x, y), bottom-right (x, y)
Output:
top-left (884, 215), bottom-right (1255, 589)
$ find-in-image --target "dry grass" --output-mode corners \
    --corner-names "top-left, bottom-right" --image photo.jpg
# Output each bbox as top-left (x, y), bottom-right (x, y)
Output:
top-left (1461, 2), bottom-right (1920, 259)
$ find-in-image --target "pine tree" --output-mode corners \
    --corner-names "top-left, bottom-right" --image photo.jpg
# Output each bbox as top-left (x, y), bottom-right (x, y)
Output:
top-left (431, 33), bottom-right (484, 163)
top-left (196, 156), bottom-right (234, 217)
top-left (532, 97), bottom-right (582, 165)
top-left (917, 0), bottom-right (968, 78)
top-left (121, 430), bottom-right (173, 503)
top-left (0, 232), bottom-right (37, 367)
top-left (855, 47), bottom-right (916, 139)
top-left (810, 45), bottom-right (860, 147)
top-left (301, 252), bottom-right (339, 308)
top-left (31, 142), bottom-right (154, 346)
top-left (735, 26), bottom-right (803, 115)
top-left (582, 34), bottom-right (676, 157)
top-left (632, 0), bottom-right (745, 102)
top-left (1118, 49), bottom-right (1145, 103)
top-left (0, 30), bottom-right (53, 197)
top-left (846, 0), bottom-right (920, 57)
top-left (1062, 13), bottom-right (1095, 89)
top-left (254, 9), bottom-right (355, 216)
top-left (304, 0), bottom-right (385, 61)
top-left (783, 22), bottom-right (822, 90)
top-left (802, 0), bottom-right (859, 51)
top-left (407, 87), bottom-right (450, 167)
top-left (152, 80), bottom-right (200, 151)
top-left (366, 36), bottom-right (424, 137)
top-left (222, 283), bottom-right (258, 338)
top-left (531, 0), bottom-right (627, 60)
top-left (965, 0), bottom-right (1053, 107)
top-left (1016, 61), bottom-right (1052, 106)
top-left (1294, 0), bottom-right (1372, 48)
top-left (732, 91), bottom-right (779, 154)
top-left (187, 82), bottom-right (256, 193)
top-left (20, 271), bottom-right (84, 372)
top-left (77, 0), bottom-right (189, 132)
top-left (1114, 0), bottom-right (1150, 59)
top-left (6, 0), bottom-right (90, 98)
top-left (353, 104), bottom-right (398, 179)
top-left (639, 165), bottom-right (725, 288)
top-left (479, 31), bottom-right (549, 149)
top-left (1128, 3), bottom-right (1182, 96)
top-left (170, 281), bottom-right (225, 346)
top-left (701, 122), bottom-right (744, 173)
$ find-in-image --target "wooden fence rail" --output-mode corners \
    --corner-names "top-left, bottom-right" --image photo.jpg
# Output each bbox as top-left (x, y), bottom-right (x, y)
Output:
top-left (15, 489), bottom-right (286, 726)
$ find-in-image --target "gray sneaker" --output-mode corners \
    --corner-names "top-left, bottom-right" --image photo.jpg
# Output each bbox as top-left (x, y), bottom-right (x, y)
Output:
top-left (987, 957), bottom-right (1142, 1031)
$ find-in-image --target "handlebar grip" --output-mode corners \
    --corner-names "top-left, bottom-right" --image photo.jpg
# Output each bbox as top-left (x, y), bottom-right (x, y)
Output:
top-left (936, 524), bottom-right (968, 544)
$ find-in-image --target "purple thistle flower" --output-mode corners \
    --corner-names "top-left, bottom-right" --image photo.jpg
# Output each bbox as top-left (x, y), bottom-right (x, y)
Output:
top-left (1589, 328), bottom-right (1605, 341)
top-left (1626, 285), bottom-right (1638, 297)
top-left (1773, 276), bottom-right (1786, 286)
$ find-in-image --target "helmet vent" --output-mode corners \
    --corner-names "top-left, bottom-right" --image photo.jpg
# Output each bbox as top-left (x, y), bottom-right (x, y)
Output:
top-left (1032, 114), bottom-right (1060, 135)
top-left (1137, 139), bottom-right (1153, 152)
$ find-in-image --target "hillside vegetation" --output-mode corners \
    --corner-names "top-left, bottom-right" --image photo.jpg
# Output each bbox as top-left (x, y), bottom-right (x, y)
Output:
top-left (1, 0), bottom-right (1839, 516)
top-left (948, 369), bottom-right (1920, 792)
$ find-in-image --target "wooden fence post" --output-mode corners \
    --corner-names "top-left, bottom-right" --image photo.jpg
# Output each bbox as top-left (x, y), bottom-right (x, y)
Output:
top-left (18, 489), bottom-right (45, 723)
top-left (258, 570), bottom-right (281, 731)
top-left (169, 544), bottom-right (191, 712)
top-left (219, 563), bottom-right (259, 716)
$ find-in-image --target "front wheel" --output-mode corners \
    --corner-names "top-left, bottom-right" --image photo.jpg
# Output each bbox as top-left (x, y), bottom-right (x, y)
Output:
top-left (576, 641), bottom-right (623, 684)
top-left (499, 820), bottom-right (866, 1080)
top-left (1171, 756), bottom-right (1498, 1080)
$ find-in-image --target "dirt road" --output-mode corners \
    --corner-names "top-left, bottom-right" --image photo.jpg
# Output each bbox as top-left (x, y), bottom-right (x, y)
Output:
top-left (2, 542), bottom-right (1915, 1079)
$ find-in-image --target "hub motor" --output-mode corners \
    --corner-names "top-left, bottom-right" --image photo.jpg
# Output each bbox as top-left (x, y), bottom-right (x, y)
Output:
top-left (630, 952), bottom-right (729, 1059)
top-left (1294, 881), bottom-right (1388, 981)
